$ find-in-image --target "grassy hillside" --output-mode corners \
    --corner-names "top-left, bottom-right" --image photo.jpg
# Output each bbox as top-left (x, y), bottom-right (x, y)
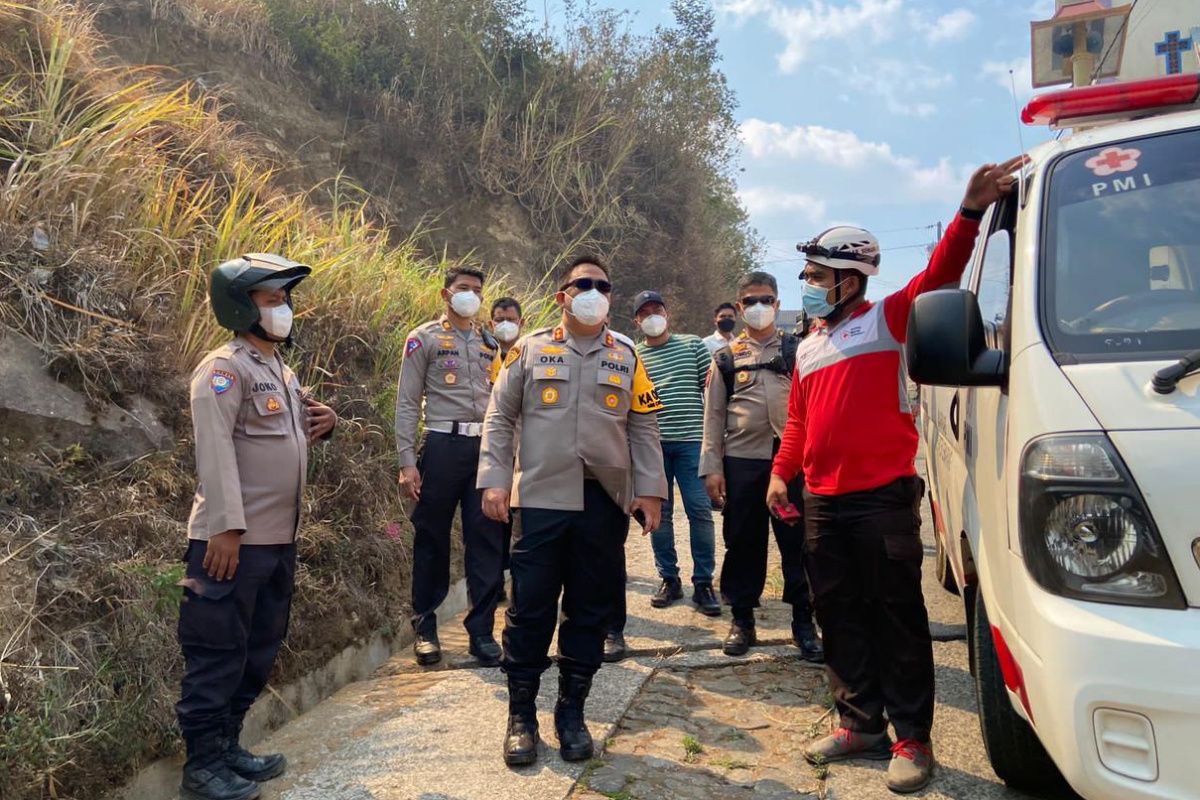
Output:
top-left (0, 0), bottom-right (753, 796)
top-left (0, 1), bottom-right (531, 796)
top-left (93, 0), bottom-right (758, 332)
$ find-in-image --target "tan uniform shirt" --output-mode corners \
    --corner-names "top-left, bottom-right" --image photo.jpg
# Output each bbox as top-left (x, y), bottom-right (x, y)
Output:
top-left (478, 325), bottom-right (669, 512)
top-left (394, 316), bottom-right (498, 467)
top-left (700, 329), bottom-right (791, 476)
top-left (187, 337), bottom-right (308, 545)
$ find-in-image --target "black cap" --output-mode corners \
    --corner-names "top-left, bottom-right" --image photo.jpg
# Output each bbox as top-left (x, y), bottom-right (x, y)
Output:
top-left (632, 290), bottom-right (665, 316)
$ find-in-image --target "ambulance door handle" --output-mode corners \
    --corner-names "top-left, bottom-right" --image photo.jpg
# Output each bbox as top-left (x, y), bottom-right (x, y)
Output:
top-left (949, 392), bottom-right (961, 441)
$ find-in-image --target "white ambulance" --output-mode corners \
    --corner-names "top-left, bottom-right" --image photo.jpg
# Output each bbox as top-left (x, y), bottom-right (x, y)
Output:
top-left (911, 4), bottom-right (1200, 799)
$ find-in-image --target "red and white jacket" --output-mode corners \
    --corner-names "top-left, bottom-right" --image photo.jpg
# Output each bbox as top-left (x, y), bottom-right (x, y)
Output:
top-left (772, 214), bottom-right (982, 496)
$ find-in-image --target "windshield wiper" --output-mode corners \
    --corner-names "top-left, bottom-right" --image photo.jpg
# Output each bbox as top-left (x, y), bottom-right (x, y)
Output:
top-left (1152, 348), bottom-right (1200, 395)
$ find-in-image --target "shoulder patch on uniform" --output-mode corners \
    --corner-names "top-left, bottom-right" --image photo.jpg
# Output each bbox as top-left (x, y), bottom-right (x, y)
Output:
top-left (405, 337), bottom-right (422, 356)
top-left (552, 326), bottom-right (566, 342)
top-left (210, 369), bottom-right (236, 394)
top-left (504, 346), bottom-right (522, 368)
top-left (609, 329), bottom-right (636, 349)
top-left (631, 359), bottom-right (663, 414)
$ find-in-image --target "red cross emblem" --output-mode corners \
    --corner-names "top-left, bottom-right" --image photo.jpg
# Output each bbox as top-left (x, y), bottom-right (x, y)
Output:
top-left (1086, 147), bottom-right (1141, 177)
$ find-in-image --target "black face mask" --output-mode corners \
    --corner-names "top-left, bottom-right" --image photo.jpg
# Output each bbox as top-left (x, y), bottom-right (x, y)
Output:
top-left (717, 318), bottom-right (736, 333)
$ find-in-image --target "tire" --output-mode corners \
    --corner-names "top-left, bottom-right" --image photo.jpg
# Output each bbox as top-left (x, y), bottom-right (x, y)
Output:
top-left (973, 589), bottom-right (1075, 797)
top-left (934, 530), bottom-right (960, 595)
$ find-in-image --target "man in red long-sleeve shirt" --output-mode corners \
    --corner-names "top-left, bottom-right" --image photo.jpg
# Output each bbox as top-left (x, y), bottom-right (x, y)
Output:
top-left (767, 157), bottom-right (1026, 795)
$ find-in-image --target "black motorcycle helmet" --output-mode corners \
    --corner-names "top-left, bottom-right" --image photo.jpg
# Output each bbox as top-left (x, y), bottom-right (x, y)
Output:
top-left (209, 253), bottom-right (311, 339)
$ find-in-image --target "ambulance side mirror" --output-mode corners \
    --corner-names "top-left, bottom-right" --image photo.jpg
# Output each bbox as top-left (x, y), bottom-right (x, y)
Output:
top-left (906, 290), bottom-right (1004, 387)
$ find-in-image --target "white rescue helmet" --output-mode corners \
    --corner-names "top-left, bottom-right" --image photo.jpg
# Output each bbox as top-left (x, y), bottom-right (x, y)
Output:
top-left (797, 226), bottom-right (881, 276)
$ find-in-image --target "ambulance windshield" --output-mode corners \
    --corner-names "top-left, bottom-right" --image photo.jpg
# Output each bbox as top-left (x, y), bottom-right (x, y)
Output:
top-left (1043, 127), bottom-right (1200, 360)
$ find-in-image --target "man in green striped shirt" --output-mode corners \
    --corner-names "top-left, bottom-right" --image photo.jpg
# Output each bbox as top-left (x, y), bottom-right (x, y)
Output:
top-left (604, 290), bottom-right (719, 660)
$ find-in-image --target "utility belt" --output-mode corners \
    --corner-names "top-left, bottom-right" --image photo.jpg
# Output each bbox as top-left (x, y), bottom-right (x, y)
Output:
top-left (426, 421), bottom-right (484, 437)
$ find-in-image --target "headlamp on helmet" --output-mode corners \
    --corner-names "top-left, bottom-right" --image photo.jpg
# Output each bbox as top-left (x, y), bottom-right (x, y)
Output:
top-left (797, 226), bottom-right (881, 276)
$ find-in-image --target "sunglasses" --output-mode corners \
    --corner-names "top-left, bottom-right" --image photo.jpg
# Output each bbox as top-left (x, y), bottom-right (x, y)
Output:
top-left (561, 277), bottom-right (613, 294)
top-left (741, 295), bottom-right (776, 307)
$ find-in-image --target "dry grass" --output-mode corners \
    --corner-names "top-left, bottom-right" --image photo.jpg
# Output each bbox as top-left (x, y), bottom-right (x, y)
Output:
top-left (0, 1), bottom-right (548, 797)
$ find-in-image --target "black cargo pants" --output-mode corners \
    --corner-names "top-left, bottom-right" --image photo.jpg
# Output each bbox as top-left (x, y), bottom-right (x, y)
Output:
top-left (502, 481), bottom-right (628, 681)
top-left (719, 456), bottom-right (814, 627)
top-left (803, 475), bottom-right (934, 743)
top-left (176, 540), bottom-right (296, 739)
top-left (410, 431), bottom-right (505, 639)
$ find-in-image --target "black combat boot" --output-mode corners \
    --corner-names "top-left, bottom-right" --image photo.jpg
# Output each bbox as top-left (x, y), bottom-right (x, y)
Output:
top-left (414, 630), bottom-right (442, 666)
top-left (181, 733), bottom-right (260, 800)
top-left (791, 619), bottom-right (825, 664)
top-left (554, 672), bottom-right (595, 762)
top-left (469, 635), bottom-right (502, 667)
top-left (224, 718), bottom-right (287, 782)
top-left (602, 631), bottom-right (627, 663)
top-left (723, 616), bottom-right (757, 656)
top-left (504, 676), bottom-right (541, 767)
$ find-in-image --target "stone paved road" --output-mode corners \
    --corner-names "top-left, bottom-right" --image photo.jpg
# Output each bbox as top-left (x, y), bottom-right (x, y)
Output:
top-left (234, 454), bottom-right (1048, 800)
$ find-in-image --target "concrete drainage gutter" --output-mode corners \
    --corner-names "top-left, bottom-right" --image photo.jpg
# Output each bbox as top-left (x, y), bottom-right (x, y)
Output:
top-left (114, 577), bottom-right (471, 800)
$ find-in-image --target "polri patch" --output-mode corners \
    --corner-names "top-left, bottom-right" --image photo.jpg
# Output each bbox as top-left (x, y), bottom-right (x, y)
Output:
top-left (210, 369), bottom-right (236, 394)
top-left (405, 337), bottom-right (422, 356)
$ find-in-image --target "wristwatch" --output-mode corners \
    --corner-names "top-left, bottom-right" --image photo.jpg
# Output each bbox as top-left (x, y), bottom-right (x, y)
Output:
top-left (959, 205), bottom-right (986, 221)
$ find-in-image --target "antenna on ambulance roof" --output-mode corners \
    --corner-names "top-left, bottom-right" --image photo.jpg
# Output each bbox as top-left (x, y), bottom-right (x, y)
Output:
top-left (1008, 69), bottom-right (1028, 204)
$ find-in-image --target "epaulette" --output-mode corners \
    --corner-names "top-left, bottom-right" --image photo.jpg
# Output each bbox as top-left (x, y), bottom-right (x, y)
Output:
top-left (193, 341), bottom-right (241, 377)
top-left (608, 329), bottom-right (637, 350)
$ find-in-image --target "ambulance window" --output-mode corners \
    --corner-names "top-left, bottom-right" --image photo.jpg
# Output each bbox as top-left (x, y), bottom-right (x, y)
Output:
top-left (976, 231), bottom-right (1012, 329)
top-left (1042, 128), bottom-right (1200, 360)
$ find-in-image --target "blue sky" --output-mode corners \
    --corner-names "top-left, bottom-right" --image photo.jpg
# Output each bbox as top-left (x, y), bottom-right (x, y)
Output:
top-left (547, 0), bottom-right (1061, 307)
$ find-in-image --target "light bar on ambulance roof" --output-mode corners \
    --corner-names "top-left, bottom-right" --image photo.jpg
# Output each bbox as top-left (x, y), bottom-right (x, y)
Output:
top-left (1022, 73), bottom-right (1200, 127)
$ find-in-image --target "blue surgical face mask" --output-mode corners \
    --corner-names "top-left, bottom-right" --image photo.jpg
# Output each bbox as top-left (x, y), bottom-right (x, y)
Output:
top-left (800, 281), bottom-right (836, 319)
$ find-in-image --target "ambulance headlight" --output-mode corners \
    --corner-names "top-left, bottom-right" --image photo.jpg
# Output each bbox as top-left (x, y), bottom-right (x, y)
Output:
top-left (1020, 435), bottom-right (1185, 609)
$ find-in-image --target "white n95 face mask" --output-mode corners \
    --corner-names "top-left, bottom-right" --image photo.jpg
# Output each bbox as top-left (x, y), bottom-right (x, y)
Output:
top-left (494, 321), bottom-right (520, 342)
top-left (640, 314), bottom-right (668, 338)
top-left (569, 290), bottom-right (610, 326)
top-left (259, 304), bottom-right (294, 339)
top-left (450, 290), bottom-right (482, 318)
top-left (742, 303), bottom-right (776, 331)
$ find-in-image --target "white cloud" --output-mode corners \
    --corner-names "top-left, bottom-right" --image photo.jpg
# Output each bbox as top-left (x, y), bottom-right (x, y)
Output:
top-left (716, 1), bottom-right (976, 71)
top-left (922, 8), bottom-right (976, 43)
top-left (1021, 1), bottom-right (1055, 20)
top-left (738, 187), bottom-right (828, 219)
top-left (716, 0), bottom-right (906, 73)
top-left (982, 57), bottom-right (1034, 100)
top-left (832, 58), bottom-right (952, 117)
top-left (741, 119), bottom-right (893, 166)
top-left (738, 118), bottom-right (968, 201)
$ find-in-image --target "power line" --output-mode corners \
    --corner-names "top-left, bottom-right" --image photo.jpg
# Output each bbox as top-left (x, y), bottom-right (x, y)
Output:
top-left (761, 223), bottom-right (938, 243)
top-left (1090, 0), bottom-right (1146, 83)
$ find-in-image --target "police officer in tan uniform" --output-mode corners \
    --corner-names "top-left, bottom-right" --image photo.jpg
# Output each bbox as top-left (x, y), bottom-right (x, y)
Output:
top-left (396, 266), bottom-right (504, 667)
top-left (178, 254), bottom-right (337, 800)
top-left (479, 256), bottom-right (668, 767)
top-left (701, 271), bottom-right (822, 662)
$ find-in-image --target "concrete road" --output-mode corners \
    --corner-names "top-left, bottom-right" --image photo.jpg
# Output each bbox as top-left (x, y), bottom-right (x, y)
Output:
top-left (144, 455), bottom-right (1052, 800)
